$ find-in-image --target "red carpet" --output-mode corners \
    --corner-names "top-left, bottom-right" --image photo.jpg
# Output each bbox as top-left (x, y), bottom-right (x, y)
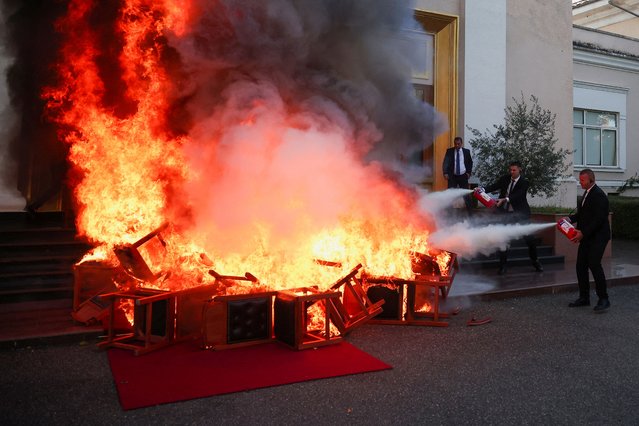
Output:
top-left (108, 340), bottom-right (392, 410)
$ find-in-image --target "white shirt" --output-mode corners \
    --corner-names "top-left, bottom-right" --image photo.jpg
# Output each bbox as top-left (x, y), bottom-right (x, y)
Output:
top-left (454, 149), bottom-right (467, 175)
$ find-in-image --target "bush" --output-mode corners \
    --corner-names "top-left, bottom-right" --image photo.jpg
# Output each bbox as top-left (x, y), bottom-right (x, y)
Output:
top-left (467, 94), bottom-right (572, 198)
top-left (609, 196), bottom-right (639, 240)
top-left (531, 206), bottom-right (573, 215)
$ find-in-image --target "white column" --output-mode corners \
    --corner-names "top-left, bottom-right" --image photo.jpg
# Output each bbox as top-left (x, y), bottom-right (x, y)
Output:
top-left (463, 0), bottom-right (507, 148)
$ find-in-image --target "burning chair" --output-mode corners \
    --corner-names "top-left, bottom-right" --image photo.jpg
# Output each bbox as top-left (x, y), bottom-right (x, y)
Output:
top-left (365, 249), bottom-right (459, 327)
top-left (71, 261), bottom-right (123, 325)
top-left (273, 286), bottom-right (343, 350)
top-left (112, 223), bottom-right (169, 284)
top-left (203, 265), bottom-right (384, 351)
top-left (202, 271), bottom-right (276, 350)
top-left (97, 225), bottom-right (219, 355)
top-left (325, 263), bottom-right (385, 335)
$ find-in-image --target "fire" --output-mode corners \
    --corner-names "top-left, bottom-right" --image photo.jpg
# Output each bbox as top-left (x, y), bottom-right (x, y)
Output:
top-left (415, 301), bottom-right (432, 313)
top-left (42, 1), bottom-right (439, 296)
top-left (436, 251), bottom-right (452, 277)
top-left (307, 302), bottom-right (340, 338)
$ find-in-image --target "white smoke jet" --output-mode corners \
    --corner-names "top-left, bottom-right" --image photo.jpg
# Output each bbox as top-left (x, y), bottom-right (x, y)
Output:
top-left (429, 221), bottom-right (556, 257)
top-left (417, 188), bottom-right (474, 215)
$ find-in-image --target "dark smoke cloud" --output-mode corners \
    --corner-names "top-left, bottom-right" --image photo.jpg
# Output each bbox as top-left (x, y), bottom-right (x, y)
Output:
top-left (0, 0), bottom-right (68, 203)
top-left (166, 0), bottom-right (444, 170)
top-left (0, 0), bottom-right (444, 212)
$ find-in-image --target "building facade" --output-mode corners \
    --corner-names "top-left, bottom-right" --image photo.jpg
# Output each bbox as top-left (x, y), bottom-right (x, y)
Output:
top-left (413, 0), bottom-right (638, 204)
top-left (413, 0), bottom-right (576, 206)
top-left (572, 0), bottom-right (639, 197)
top-left (2, 0), bottom-right (637, 210)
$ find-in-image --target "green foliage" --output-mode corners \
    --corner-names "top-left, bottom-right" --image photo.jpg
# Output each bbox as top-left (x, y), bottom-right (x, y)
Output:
top-left (616, 172), bottom-right (639, 194)
top-left (531, 206), bottom-right (573, 214)
top-left (467, 94), bottom-right (572, 197)
top-left (609, 196), bottom-right (639, 240)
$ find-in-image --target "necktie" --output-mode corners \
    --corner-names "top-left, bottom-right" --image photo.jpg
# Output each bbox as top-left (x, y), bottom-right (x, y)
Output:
top-left (581, 190), bottom-right (588, 207)
top-left (506, 179), bottom-right (515, 210)
top-left (455, 149), bottom-right (461, 175)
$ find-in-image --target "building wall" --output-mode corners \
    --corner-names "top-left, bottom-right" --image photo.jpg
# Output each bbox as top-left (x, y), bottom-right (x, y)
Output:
top-left (462, 0), bottom-right (507, 155)
top-left (573, 25), bottom-right (639, 195)
top-left (505, 0), bottom-right (575, 207)
top-left (416, 0), bottom-right (575, 206)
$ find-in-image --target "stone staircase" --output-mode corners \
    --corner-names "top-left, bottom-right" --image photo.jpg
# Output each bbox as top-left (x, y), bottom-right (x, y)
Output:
top-left (0, 211), bottom-right (92, 305)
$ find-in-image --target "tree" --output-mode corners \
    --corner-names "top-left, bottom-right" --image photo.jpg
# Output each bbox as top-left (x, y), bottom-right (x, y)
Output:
top-left (467, 94), bottom-right (571, 198)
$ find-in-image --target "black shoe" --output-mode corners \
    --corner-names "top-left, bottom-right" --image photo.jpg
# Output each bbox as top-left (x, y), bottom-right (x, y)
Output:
top-left (498, 266), bottom-right (506, 275)
top-left (532, 260), bottom-right (543, 272)
top-left (593, 298), bottom-right (610, 312)
top-left (568, 298), bottom-right (590, 307)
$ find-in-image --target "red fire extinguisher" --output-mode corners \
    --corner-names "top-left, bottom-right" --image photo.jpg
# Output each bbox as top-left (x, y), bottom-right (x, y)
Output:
top-left (557, 218), bottom-right (578, 240)
top-left (473, 187), bottom-right (497, 208)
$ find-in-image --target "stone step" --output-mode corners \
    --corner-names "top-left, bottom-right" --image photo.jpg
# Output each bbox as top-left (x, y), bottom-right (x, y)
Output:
top-left (0, 211), bottom-right (85, 304)
top-left (0, 255), bottom-right (81, 274)
top-left (0, 240), bottom-right (91, 257)
top-left (0, 211), bottom-right (69, 230)
top-left (462, 254), bottom-right (565, 269)
top-left (0, 227), bottom-right (80, 244)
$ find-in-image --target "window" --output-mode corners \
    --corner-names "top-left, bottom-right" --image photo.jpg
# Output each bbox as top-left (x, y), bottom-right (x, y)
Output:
top-left (573, 108), bottom-right (618, 167)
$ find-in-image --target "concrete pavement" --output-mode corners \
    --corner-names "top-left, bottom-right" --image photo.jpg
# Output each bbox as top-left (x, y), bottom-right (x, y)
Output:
top-left (2, 283), bottom-right (639, 425)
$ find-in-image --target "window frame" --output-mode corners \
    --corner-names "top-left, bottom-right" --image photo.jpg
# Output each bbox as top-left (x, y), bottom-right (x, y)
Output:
top-left (572, 108), bottom-right (619, 168)
top-left (573, 82), bottom-right (627, 173)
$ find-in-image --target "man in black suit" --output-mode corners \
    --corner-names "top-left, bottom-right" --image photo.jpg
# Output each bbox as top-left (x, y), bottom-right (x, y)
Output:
top-left (442, 136), bottom-right (473, 212)
top-left (565, 169), bottom-right (611, 312)
top-left (484, 161), bottom-right (542, 275)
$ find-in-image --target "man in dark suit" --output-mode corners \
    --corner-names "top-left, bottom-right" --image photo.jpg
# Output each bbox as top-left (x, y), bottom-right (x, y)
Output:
top-left (484, 161), bottom-right (542, 275)
top-left (565, 169), bottom-right (611, 312)
top-left (442, 136), bottom-right (473, 212)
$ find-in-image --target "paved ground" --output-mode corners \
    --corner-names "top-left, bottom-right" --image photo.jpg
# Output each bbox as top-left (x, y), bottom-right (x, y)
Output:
top-left (2, 283), bottom-right (639, 425)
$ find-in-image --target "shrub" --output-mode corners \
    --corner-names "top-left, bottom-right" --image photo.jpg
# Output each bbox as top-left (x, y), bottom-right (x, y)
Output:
top-left (609, 196), bottom-right (639, 240)
top-left (467, 94), bottom-right (572, 198)
top-left (531, 206), bottom-right (573, 215)
top-left (617, 172), bottom-right (639, 194)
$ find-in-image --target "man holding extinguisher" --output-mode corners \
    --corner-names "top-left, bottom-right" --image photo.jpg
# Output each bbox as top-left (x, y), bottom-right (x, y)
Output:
top-left (484, 161), bottom-right (542, 275)
top-left (564, 169), bottom-right (611, 312)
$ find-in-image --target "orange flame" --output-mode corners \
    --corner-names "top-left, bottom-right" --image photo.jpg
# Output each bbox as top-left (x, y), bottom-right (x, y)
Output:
top-left (43, 0), bottom-right (438, 295)
top-left (436, 251), bottom-right (452, 277)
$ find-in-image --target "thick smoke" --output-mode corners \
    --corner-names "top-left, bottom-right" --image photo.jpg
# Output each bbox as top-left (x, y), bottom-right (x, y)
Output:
top-left (1, 0), bottom-right (444, 250)
top-left (167, 0), bottom-right (443, 161)
top-left (0, 2), bottom-right (20, 208)
top-left (156, 0), bottom-right (445, 254)
top-left (0, 0), bottom-right (68, 210)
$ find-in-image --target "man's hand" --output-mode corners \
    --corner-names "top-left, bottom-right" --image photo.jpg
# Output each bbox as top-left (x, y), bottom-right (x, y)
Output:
top-left (444, 174), bottom-right (449, 180)
top-left (496, 198), bottom-right (506, 207)
top-left (570, 229), bottom-right (584, 243)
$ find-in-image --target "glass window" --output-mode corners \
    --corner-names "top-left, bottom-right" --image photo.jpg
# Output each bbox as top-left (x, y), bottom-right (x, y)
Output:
top-left (600, 113), bottom-right (616, 127)
top-left (573, 108), bottom-right (618, 168)
top-left (573, 110), bottom-right (583, 125)
top-left (573, 127), bottom-right (583, 165)
top-left (602, 130), bottom-right (616, 166)
top-left (585, 128), bottom-right (601, 165)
